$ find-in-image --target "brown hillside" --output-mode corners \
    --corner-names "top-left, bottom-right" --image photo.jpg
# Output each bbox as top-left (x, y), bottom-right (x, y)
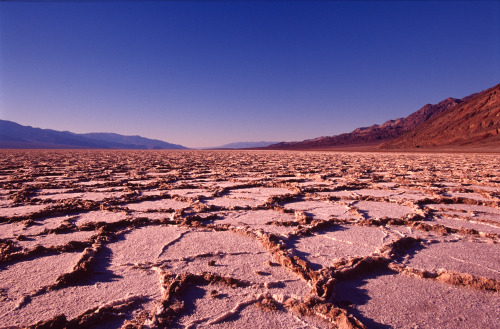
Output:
top-left (269, 98), bottom-right (461, 150)
top-left (380, 84), bottom-right (500, 149)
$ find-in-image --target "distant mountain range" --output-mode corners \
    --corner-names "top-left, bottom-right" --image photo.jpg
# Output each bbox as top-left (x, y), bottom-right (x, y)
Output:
top-left (0, 120), bottom-right (188, 149)
top-left (2, 83), bottom-right (498, 151)
top-left (211, 141), bottom-right (278, 149)
top-left (268, 83), bottom-right (500, 151)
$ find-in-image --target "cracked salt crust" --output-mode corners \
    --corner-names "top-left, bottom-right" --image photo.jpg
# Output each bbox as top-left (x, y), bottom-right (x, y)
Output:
top-left (442, 191), bottom-right (494, 202)
top-left (129, 211), bottom-right (174, 221)
top-left (158, 230), bottom-right (263, 261)
top-left (404, 240), bottom-right (500, 280)
top-left (428, 204), bottom-right (500, 223)
top-left (34, 188), bottom-right (73, 195)
top-left (1, 150), bottom-right (499, 328)
top-left (283, 200), bottom-right (351, 220)
top-left (431, 216), bottom-right (500, 235)
top-left (37, 192), bottom-right (127, 201)
top-left (156, 230), bottom-right (310, 297)
top-left (124, 199), bottom-right (190, 211)
top-left (78, 191), bottom-right (125, 201)
top-left (316, 190), bottom-right (355, 198)
top-left (334, 271), bottom-right (500, 329)
top-left (226, 187), bottom-right (294, 202)
top-left (202, 197), bottom-right (264, 208)
top-left (380, 188), bottom-right (431, 201)
top-left (288, 225), bottom-right (397, 270)
top-left (74, 210), bottom-right (126, 226)
top-left (0, 204), bottom-right (48, 217)
top-left (178, 284), bottom-right (330, 329)
top-left (2, 265), bottom-right (161, 327)
top-left (0, 252), bottom-right (82, 317)
top-left (167, 188), bottom-right (213, 197)
top-left (385, 225), bottom-right (443, 241)
top-left (109, 225), bottom-right (188, 265)
top-left (353, 200), bottom-right (413, 219)
top-left (427, 203), bottom-right (500, 214)
top-left (17, 230), bottom-right (94, 249)
top-left (468, 185), bottom-right (500, 192)
top-left (17, 215), bottom-right (70, 236)
top-left (36, 192), bottom-right (86, 201)
top-left (209, 210), bottom-right (299, 235)
top-left (127, 179), bottom-right (156, 185)
top-left (77, 180), bottom-right (110, 186)
top-left (348, 188), bottom-right (397, 198)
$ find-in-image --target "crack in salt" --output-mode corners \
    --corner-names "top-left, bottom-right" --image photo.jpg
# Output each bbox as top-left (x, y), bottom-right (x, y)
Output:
top-left (206, 294), bottom-right (262, 326)
top-left (449, 256), bottom-right (500, 275)
top-left (157, 231), bottom-right (191, 258)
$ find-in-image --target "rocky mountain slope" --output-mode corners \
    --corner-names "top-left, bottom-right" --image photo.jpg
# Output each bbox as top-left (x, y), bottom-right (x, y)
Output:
top-left (380, 84), bottom-right (500, 149)
top-left (268, 84), bottom-right (499, 150)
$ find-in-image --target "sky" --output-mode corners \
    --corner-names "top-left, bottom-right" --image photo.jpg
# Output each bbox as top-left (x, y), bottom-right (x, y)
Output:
top-left (0, 1), bottom-right (499, 148)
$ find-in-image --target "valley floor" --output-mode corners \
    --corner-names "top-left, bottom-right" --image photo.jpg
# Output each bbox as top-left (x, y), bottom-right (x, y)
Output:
top-left (0, 150), bottom-right (499, 329)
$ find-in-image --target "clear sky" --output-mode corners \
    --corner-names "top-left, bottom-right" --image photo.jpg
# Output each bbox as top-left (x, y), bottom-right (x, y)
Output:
top-left (1, 1), bottom-right (499, 148)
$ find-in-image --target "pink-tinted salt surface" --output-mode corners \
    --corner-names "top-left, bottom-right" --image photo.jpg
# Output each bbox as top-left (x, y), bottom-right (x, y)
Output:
top-left (0, 150), bottom-right (498, 329)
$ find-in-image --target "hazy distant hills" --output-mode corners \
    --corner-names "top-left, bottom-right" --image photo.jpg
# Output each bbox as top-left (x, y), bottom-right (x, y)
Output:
top-left (0, 120), bottom-right (188, 149)
top-left (381, 83), bottom-right (500, 149)
top-left (268, 83), bottom-right (500, 151)
top-left (79, 133), bottom-right (187, 150)
top-left (211, 141), bottom-right (278, 149)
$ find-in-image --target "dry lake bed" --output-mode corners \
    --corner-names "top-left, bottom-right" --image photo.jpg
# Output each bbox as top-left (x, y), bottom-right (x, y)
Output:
top-left (0, 150), bottom-right (499, 329)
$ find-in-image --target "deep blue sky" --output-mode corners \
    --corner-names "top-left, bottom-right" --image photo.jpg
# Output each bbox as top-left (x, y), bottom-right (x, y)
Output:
top-left (1, 1), bottom-right (499, 148)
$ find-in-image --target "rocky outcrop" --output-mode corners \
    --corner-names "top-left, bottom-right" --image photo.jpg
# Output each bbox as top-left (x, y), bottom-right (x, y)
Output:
top-left (380, 83), bottom-right (500, 149)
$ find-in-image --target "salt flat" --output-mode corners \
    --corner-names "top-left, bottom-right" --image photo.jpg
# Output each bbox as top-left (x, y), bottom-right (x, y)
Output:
top-left (0, 150), bottom-right (499, 329)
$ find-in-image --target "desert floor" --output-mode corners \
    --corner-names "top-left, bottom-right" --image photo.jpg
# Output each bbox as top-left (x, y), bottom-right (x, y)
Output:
top-left (0, 150), bottom-right (499, 329)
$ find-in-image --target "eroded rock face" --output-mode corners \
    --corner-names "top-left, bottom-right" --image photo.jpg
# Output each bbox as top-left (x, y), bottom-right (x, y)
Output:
top-left (0, 150), bottom-right (499, 328)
